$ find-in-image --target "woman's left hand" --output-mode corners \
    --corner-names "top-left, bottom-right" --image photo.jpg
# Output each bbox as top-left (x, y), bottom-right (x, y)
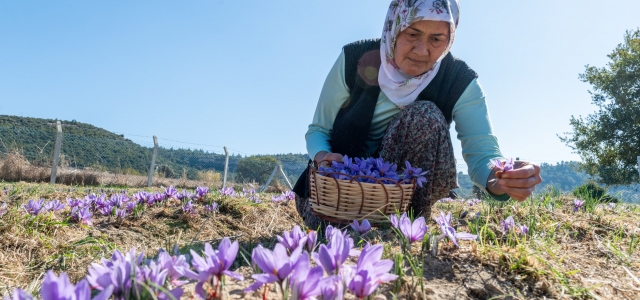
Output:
top-left (488, 161), bottom-right (542, 201)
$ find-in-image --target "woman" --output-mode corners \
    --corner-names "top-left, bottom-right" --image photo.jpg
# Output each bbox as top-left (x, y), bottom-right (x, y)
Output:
top-left (293, 0), bottom-right (542, 228)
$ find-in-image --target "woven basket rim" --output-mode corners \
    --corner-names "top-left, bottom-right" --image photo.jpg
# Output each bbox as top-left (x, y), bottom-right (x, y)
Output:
top-left (308, 162), bottom-right (416, 224)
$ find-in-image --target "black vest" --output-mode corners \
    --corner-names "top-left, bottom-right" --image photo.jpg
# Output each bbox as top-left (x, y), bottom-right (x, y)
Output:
top-left (293, 39), bottom-right (477, 198)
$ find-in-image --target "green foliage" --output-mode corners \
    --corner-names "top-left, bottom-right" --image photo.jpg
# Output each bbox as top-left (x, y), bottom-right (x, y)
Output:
top-left (559, 29), bottom-right (640, 185)
top-left (235, 156), bottom-right (277, 184)
top-left (538, 161), bottom-right (591, 192)
top-left (572, 181), bottom-right (619, 203)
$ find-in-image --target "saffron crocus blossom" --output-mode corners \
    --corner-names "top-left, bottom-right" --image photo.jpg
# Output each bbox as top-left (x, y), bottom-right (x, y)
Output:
top-left (0, 203), bottom-right (7, 218)
top-left (244, 243), bottom-right (303, 292)
top-left (320, 276), bottom-right (344, 300)
top-left (71, 207), bottom-right (93, 225)
top-left (289, 253), bottom-right (324, 300)
top-left (398, 214), bottom-right (427, 244)
top-left (306, 230), bottom-right (318, 253)
top-left (347, 244), bottom-right (398, 298)
top-left (40, 270), bottom-right (96, 300)
top-left (467, 198), bottom-right (481, 206)
top-left (518, 224), bottom-right (529, 235)
top-left (138, 261), bottom-right (184, 300)
top-left (44, 199), bottom-right (65, 212)
top-left (164, 186), bottom-right (178, 199)
top-left (219, 187), bottom-right (235, 197)
top-left (400, 161), bottom-right (428, 187)
top-left (195, 187), bottom-right (209, 201)
top-left (187, 239), bottom-right (244, 299)
top-left (86, 249), bottom-right (142, 300)
top-left (5, 288), bottom-right (35, 300)
top-left (390, 212), bottom-right (406, 229)
top-left (182, 200), bottom-right (197, 215)
top-left (205, 202), bottom-right (218, 213)
top-left (22, 199), bottom-right (44, 216)
top-left (313, 229), bottom-right (354, 275)
top-left (500, 216), bottom-right (516, 232)
top-left (115, 208), bottom-right (127, 219)
top-left (434, 212), bottom-right (477, 247)
top-left (608, 202), bottom-right (616, 210)
top-left (156, 249), bottom-right (192, 287)
top-left (351, 219), bottom-right (372, 235)
top-left (177, 189), bottom-right (191, 201)
top-left (277, 225), bottom-right (308, 253)
top-left (491, 157), bottom-right (514, 172)
top-left (573, 199), bottom-right (585, 212)
top-left (249, 195), bottom-right (261, 203)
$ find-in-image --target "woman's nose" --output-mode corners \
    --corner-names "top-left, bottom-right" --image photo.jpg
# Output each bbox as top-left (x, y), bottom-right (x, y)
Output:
top-left (413, 41), bottom-right (429, 57)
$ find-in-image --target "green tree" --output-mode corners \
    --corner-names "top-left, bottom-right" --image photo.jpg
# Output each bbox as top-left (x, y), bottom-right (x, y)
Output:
top-left (235, 156), bottom-right (277, 184)
top-left (560, 29), bottom-right (640, 185)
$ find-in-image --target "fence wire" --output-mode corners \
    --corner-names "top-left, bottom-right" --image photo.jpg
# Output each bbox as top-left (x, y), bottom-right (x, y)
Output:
top-left (0, 124), bottom-right (638, 202)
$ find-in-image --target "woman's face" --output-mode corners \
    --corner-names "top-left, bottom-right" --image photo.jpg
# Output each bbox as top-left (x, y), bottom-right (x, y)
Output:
top-left (393, 20), bottom-right (451, 77)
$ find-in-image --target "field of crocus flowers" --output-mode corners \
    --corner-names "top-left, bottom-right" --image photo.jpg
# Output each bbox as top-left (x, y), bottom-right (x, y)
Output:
top-left (0, 181), bottom-right (639, 299)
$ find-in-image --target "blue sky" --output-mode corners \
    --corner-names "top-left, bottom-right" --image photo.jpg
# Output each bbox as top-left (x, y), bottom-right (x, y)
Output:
top-left (1, 0), bottom-right (639, 169)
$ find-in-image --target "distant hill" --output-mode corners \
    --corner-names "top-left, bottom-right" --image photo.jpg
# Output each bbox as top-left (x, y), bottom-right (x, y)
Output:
top-left (0, 115), bottom-right (309, 181)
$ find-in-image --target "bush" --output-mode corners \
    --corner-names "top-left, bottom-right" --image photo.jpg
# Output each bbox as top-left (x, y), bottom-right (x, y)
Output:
top-left (235, 156), bottom-right (277, 184)
top-left (572, 181), bottom-right (619, 203)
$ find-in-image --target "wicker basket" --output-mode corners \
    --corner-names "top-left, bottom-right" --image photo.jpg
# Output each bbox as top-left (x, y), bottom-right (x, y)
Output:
top-left (308, 164), bottom-right (416, 224)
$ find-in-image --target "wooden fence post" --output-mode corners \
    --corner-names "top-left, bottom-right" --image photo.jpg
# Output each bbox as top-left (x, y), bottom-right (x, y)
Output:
top-left (50, 121), bottom-right (62, 184)
top-left (278, 164), bottom-right (293, 190)
top-left (223, 146), bottom-right (229, 188)
top-left (259, 164), bottom-right (279, 193)
top-left (147, 136), bottom-right (158, 187)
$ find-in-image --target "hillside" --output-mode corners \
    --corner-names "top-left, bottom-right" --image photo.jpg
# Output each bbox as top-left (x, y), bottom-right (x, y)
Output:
top-left (0, 115), bottom-right (309, 182)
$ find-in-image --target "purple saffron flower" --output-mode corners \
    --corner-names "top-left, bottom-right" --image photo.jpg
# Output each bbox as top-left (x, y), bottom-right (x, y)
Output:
top-left (125, 201), bottom-right (137, 213)
top-left (164, 186), bottom-right (178, 200)
top-left (86, 249), bottom-right (143, 300)
top-left (608, 202), bottom-right (616, 210)
top-left (350, 219), bottom-right (372, 235)
top-left (491, 157), bottom-right (514, 172)
top-left (398, 214), bottom-right (427, 244)
top-left (0, 203), bottom-right (7, 218)
top-left (196, 186), bottom-right (209, 201)
top-left (390, 212), bottom-right (405, 228)
top-left (434, 212), bottom-right (477, 247)
top-left (186, 238), bottom-right (244, 299)
top-left (283, 190), bottom-right (295, 200)
top-left (500, 216), bottom-right (516, 232)
top-left (71, 207), bottom-right (93, 226)
top-left (277, 225), bottom-right (308, 253)
top-left (518, 224), bottom-right (529, 235)
top-left (99, 203), bottom-right (113, 216)
top-left (138, 262), bottom-right (184, 300)
top-left (219, 187), bottom-right (234, 197)
top-left (467, 198), bottom-right (481, 206)
top-left (177, 189), bottom-right (194, 201)
top-left (205, 202), bottom-right (218, 213)
top-left (153, 192), bottom-right (166, 203)
top-left (182, 200), bottom-right (197, 215)
top-left (132, 191), bottom-right (149, 204)
top-left (401, 161), bottom-right (428, 187)
top-left (156, 250), bottom-right (191, 287)
top-left (320, 276), bottom-right (344, 300)
top-left (243, 188), bottom-right (255, 195)
top-left (347, 244), bottom-right (398, 298)
top-left (22, 199), bottom-right (44, 216)
top-left (244, 243), bottom-right (303, 292)
top-left (40, 270), bottom-right (94, 300)
top-left (5, 288), bottom-right (35, 300)
top-left (115, 208), bottom-right (127, 219)
top-left (306, 230), bottom-right (318, 253)
top-left (574, 199), bottom-right (585, 212)
top-left (66, 198), bottom-right (83, 208)
top-left (313, 229), bottom-right (354, 275)
top-left (44, 199), bottom-right (65, 212)
top-left (249, 195), bottom-right (261, 203)
top-left (289, 252), bottom-right (324, 300)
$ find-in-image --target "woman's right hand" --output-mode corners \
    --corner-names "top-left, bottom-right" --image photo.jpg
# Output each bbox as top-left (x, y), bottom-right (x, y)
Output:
top-left (314, 151), bottom-right (344, 166)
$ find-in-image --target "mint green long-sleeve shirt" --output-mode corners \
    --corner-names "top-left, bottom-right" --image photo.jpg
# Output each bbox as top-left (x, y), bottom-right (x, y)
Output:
top-left (306, 50), bottom-right (507, 198)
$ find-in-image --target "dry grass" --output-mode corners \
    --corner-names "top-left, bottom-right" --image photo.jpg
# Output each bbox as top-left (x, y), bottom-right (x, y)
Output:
top-left (0, 153), bottom-right (219, 189)
top-left (0, 181), bottom-right (639, 299)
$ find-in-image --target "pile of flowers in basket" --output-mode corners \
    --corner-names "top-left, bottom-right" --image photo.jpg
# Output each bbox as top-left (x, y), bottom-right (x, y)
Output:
top-left (317, 156), bottom-right (427, 186)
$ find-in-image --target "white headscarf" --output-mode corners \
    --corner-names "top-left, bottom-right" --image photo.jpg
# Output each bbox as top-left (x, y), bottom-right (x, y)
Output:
top-left (378, 0), bottom-right (460, 107)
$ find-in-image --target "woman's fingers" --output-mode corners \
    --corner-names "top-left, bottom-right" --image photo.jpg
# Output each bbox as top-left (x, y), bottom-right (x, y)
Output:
top-left (497, 162), bottom-right (542, 201)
